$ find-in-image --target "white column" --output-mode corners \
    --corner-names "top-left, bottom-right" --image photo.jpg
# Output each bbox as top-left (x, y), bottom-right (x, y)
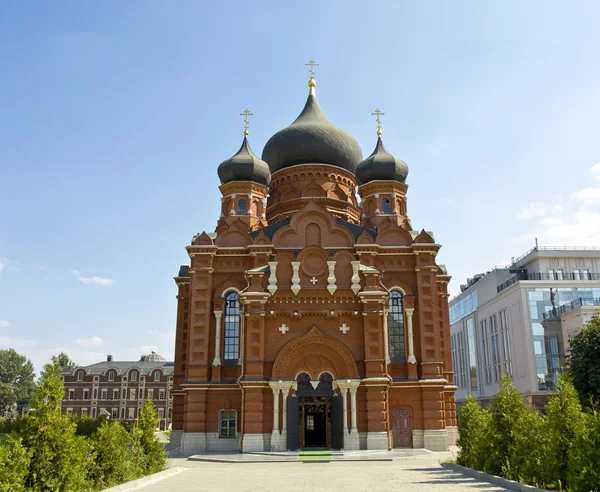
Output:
top-left (212, 311), bottom-right (223, 367)
top-left (291, 261), bottom-right (301, 295)
top-left (337, 384), bottom-right (349, 433)
top-left (383, 307), bottom-right (390, 364)
top-left (272, 386), bottom-right (280, 433)
top-left (406, 308), bottom-right (416, 364)
top-left (349, 387), bottom-right (358, 432)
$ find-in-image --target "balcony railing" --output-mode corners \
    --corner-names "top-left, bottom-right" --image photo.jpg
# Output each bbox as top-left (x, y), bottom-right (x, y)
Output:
top-left (542, 297), bottom-right (600, 321)
top-left (497, 272), bottom-right (600, 293)
top-left (510, 245), bottom-right (600, 266)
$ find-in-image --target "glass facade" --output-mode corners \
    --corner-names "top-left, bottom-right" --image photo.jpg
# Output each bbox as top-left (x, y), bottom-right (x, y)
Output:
top-left (450, 291), bottom-right (478, 325)
top-left (528, 287), bottom-right (600, 390)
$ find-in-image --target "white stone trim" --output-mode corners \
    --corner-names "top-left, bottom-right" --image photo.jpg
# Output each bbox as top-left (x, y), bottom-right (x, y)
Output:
top-left (423, 429), bottom-right (448, 451)
top-left (366, 431), bottom-right (389, 450)
top-left (242, 433), bottom-right (271, 452)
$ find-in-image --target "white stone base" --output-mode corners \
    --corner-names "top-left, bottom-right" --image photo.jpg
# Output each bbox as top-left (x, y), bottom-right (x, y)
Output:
top-left (181, 432), bottom-right (207, 455)
top-left (270, 431), bottom-right (286, 451)
top-left (358, 432), bottom-right (368, 450)
top-left (242, 433), bottom-right (271, 452)
top-left (424, 429), bottom-right (448, 451)
top-left (206, 433), bottom-right (240, 452)
top-left (446, 426), bottom-right (458, 447)
top-left (344, 431), bottom-right (360, 450)
top-left (412, 429), bottom-right (424, 448)
top-left (366, 431), bottom-right (389, 450)
top-left (168, 429), bottom-right (183, 454)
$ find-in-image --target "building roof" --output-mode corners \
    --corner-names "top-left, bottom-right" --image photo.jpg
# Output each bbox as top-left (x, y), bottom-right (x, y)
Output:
top-left (217, 135), bottom-right (271, 187)
top-left (356, 136), bottom-right (409, 185)
top-left (66, 353), bottom-right (174, 376)
top-left (261, 83), bottom-right (363, 174)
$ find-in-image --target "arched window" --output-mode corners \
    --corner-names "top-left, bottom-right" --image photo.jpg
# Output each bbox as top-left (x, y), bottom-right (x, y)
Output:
top-left (237, 199), bottom-right (247, 215)
top-left (382, 198), bottom-right (391, 214)
top-left (223, 292), bottom-right (240, 361)
top-left (219, 410), bottom-right (237, 438)
top-left (388, 290), bottom-right (406, 363)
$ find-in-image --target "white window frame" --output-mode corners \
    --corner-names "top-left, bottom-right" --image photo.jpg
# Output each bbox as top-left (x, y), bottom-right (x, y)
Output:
top-left (154, 371), bottom-right (161, 381)
top-left (113, 389), bottom-right (119, 400)
top-left (111, 408), bottom-right (118, 419)
top-left (108, 371), bottom-right (115, 382)
top-left (68, 390), bottom-right (75, 400)
top-left (130, 371), bottom-right (138, 382)
top-left (159, 389), bottom-right (166, 400)
top-left (77, 371), bottom-right (84, 381)
top-left (81, 408), bottom-right (87, 417)
top-left (128, 407), bottom-right (135, 420)
top-left (101, 389), bottom-right (107, 400)
top-left (83, 389), bottom-right (89, 400)
top-left (219, 409), bottom-right (237, 438)
top-left (147, 389), bottom-right (154, 400)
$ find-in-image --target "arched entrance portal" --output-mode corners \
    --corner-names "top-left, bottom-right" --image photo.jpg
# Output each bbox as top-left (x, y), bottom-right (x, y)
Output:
top-left (287, 373), bottom-right (344, 450)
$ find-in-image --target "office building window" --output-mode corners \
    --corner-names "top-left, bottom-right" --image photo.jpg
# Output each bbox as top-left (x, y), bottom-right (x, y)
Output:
top-left (466, 317), bottom-right (478, 391)
top-left (500, 310), bottom-right (512, 377)
top-left (481, 319), bottom-right (492, 384)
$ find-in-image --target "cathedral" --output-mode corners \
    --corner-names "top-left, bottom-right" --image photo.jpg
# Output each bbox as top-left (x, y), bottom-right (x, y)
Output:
top-left (170, 65), bottom-right (457, 454)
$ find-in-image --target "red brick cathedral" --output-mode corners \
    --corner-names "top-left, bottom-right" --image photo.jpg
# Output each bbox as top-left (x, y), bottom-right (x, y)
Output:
top-left (170, 71), bottom-right (457, 454)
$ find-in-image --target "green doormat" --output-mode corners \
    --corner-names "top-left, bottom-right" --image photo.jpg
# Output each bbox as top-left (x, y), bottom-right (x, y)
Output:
top-left (298, 450), bottom-right (331, 462)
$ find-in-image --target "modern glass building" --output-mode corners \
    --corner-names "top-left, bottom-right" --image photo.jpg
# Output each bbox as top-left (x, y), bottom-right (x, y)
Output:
top-left (450, 246), bottom-right (600, 408)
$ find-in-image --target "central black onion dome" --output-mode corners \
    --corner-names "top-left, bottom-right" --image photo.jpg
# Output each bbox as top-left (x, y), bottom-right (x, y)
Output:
top-left (356, 136), bottom-right (409, 185)
top-left (262, 81), bottom-right (363, 174)
top-left (217, 136), bottom-right (271, 186)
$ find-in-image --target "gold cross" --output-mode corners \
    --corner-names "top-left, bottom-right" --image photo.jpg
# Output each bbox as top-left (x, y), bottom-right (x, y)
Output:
top-left (240, 109), bottom-right (253, 136)
top-left (371, 108), bottom-right (385, 136)
top-left (305, 59), bottom-right (319, 80)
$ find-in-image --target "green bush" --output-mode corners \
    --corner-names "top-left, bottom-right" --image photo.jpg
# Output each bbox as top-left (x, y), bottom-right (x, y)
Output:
top-left (0, 434), bottom-right (31, 492)
top-left (89, 420), bottom-right (136, 489)
top-left (568, 403), bottom-right (600, 492)
top-left (137, 401), bottom-right (167, 475)
top-left (456, 394), bottom-right (489, 470)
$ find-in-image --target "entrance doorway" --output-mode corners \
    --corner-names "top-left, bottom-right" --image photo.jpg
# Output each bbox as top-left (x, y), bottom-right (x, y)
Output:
top-left (286, 373), bottom-right (344, 450)
top-left (391, 406), bottom-right (413, 448)
top-left (301, 397), bottom-right (329, 447)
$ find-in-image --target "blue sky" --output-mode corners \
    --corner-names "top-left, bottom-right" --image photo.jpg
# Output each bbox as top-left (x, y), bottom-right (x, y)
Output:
top-left (2, 1), bottom-right (600, 373)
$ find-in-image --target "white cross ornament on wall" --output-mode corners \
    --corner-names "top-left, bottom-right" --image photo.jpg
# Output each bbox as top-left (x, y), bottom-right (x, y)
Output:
top-left (279, 324), bottom-right (289, 334)
top-left (339, 323), bottom-right (350, 334)
top-left (310, 277), bottom-right (318, 284)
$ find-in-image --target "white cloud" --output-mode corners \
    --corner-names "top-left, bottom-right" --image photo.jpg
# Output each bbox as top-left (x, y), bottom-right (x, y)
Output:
top-left (0, 258), bottom-right (8, 274)
top-left (590, 162), bottom-right (600, 179)
top-left (513, 165), bottom-right (600, 246)
top-left (0, 320), bottom-right (12, 328)
top-left (0, 336), bottom-right (39, 349)
top-left (76, 336), bottom-right (103, 347)
top-left (70, 269), bottom-right (81, 275)
top-left (77, 276), bottom-right (118, 286)
top-left (570, 187), bottom-right (600, 206)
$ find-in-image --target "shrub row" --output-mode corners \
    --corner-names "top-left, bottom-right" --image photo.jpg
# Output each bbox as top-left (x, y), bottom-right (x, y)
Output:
top-left (0, 364), bottom-right (166, 491)
top-left (457, 376), bottom-right (600, 492)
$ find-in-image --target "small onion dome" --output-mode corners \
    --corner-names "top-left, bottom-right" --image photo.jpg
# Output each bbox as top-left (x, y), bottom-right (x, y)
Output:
top-left (356, 136), bottom-right (409, 185)
top-left (217, 136), bottom-right (271, 187)
top-left (261, 80), bottom-right (363, 174)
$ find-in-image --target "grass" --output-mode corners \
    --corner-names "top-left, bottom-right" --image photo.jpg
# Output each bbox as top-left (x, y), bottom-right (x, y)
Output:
top-left (164, 430), bottom-right (171, 439)
top-left (298, 450), bottom-right (331, 463)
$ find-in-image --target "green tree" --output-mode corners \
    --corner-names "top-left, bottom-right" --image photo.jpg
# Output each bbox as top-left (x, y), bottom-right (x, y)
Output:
top-left (482, 377), bottom-right (529, 478)
top-left (136, 401), bottom-right (166, 475)
top-left (0, 434), bottom-right (31, 492)
top-left (89, 420), bottom-right (135, 489)
top-left (568, 312), bottom-right (600, 403)
top-left (0, 349), bottom-right (36, 407)
top-left (40, 352), bottom-right (77, 378)
top-left (542, 375), bottom-right (585, 489)
top-left (24, 363), bottom-right (91, 491)
top-left (456, 394), bottom-right (490, 470)
top-left (568, 403), bottom-right (600, 492)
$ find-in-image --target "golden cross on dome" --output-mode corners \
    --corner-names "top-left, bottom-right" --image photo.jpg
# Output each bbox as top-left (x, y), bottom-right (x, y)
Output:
top-left (305, 59), bottom-right (319, 80)
top-left (371, 108), bottom-right (385, 136)
top-left (240, 109), bottom-right (253, 136)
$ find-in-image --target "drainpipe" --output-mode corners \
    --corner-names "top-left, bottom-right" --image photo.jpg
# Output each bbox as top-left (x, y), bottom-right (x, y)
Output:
top-left (237, 273), bottom-right (251, 452)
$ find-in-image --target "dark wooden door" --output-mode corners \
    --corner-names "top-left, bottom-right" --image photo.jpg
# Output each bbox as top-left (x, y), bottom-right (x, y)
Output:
top-left (287, 396), bottom-right (299, 450)
top-left (330, 395), bottom-right (344, 450)
top-left (391, 407), bottom-right (412, 448)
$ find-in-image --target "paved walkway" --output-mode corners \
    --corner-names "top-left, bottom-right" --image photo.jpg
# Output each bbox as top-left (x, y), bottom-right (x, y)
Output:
top-left (137, 453), bottom-right (510, 491)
